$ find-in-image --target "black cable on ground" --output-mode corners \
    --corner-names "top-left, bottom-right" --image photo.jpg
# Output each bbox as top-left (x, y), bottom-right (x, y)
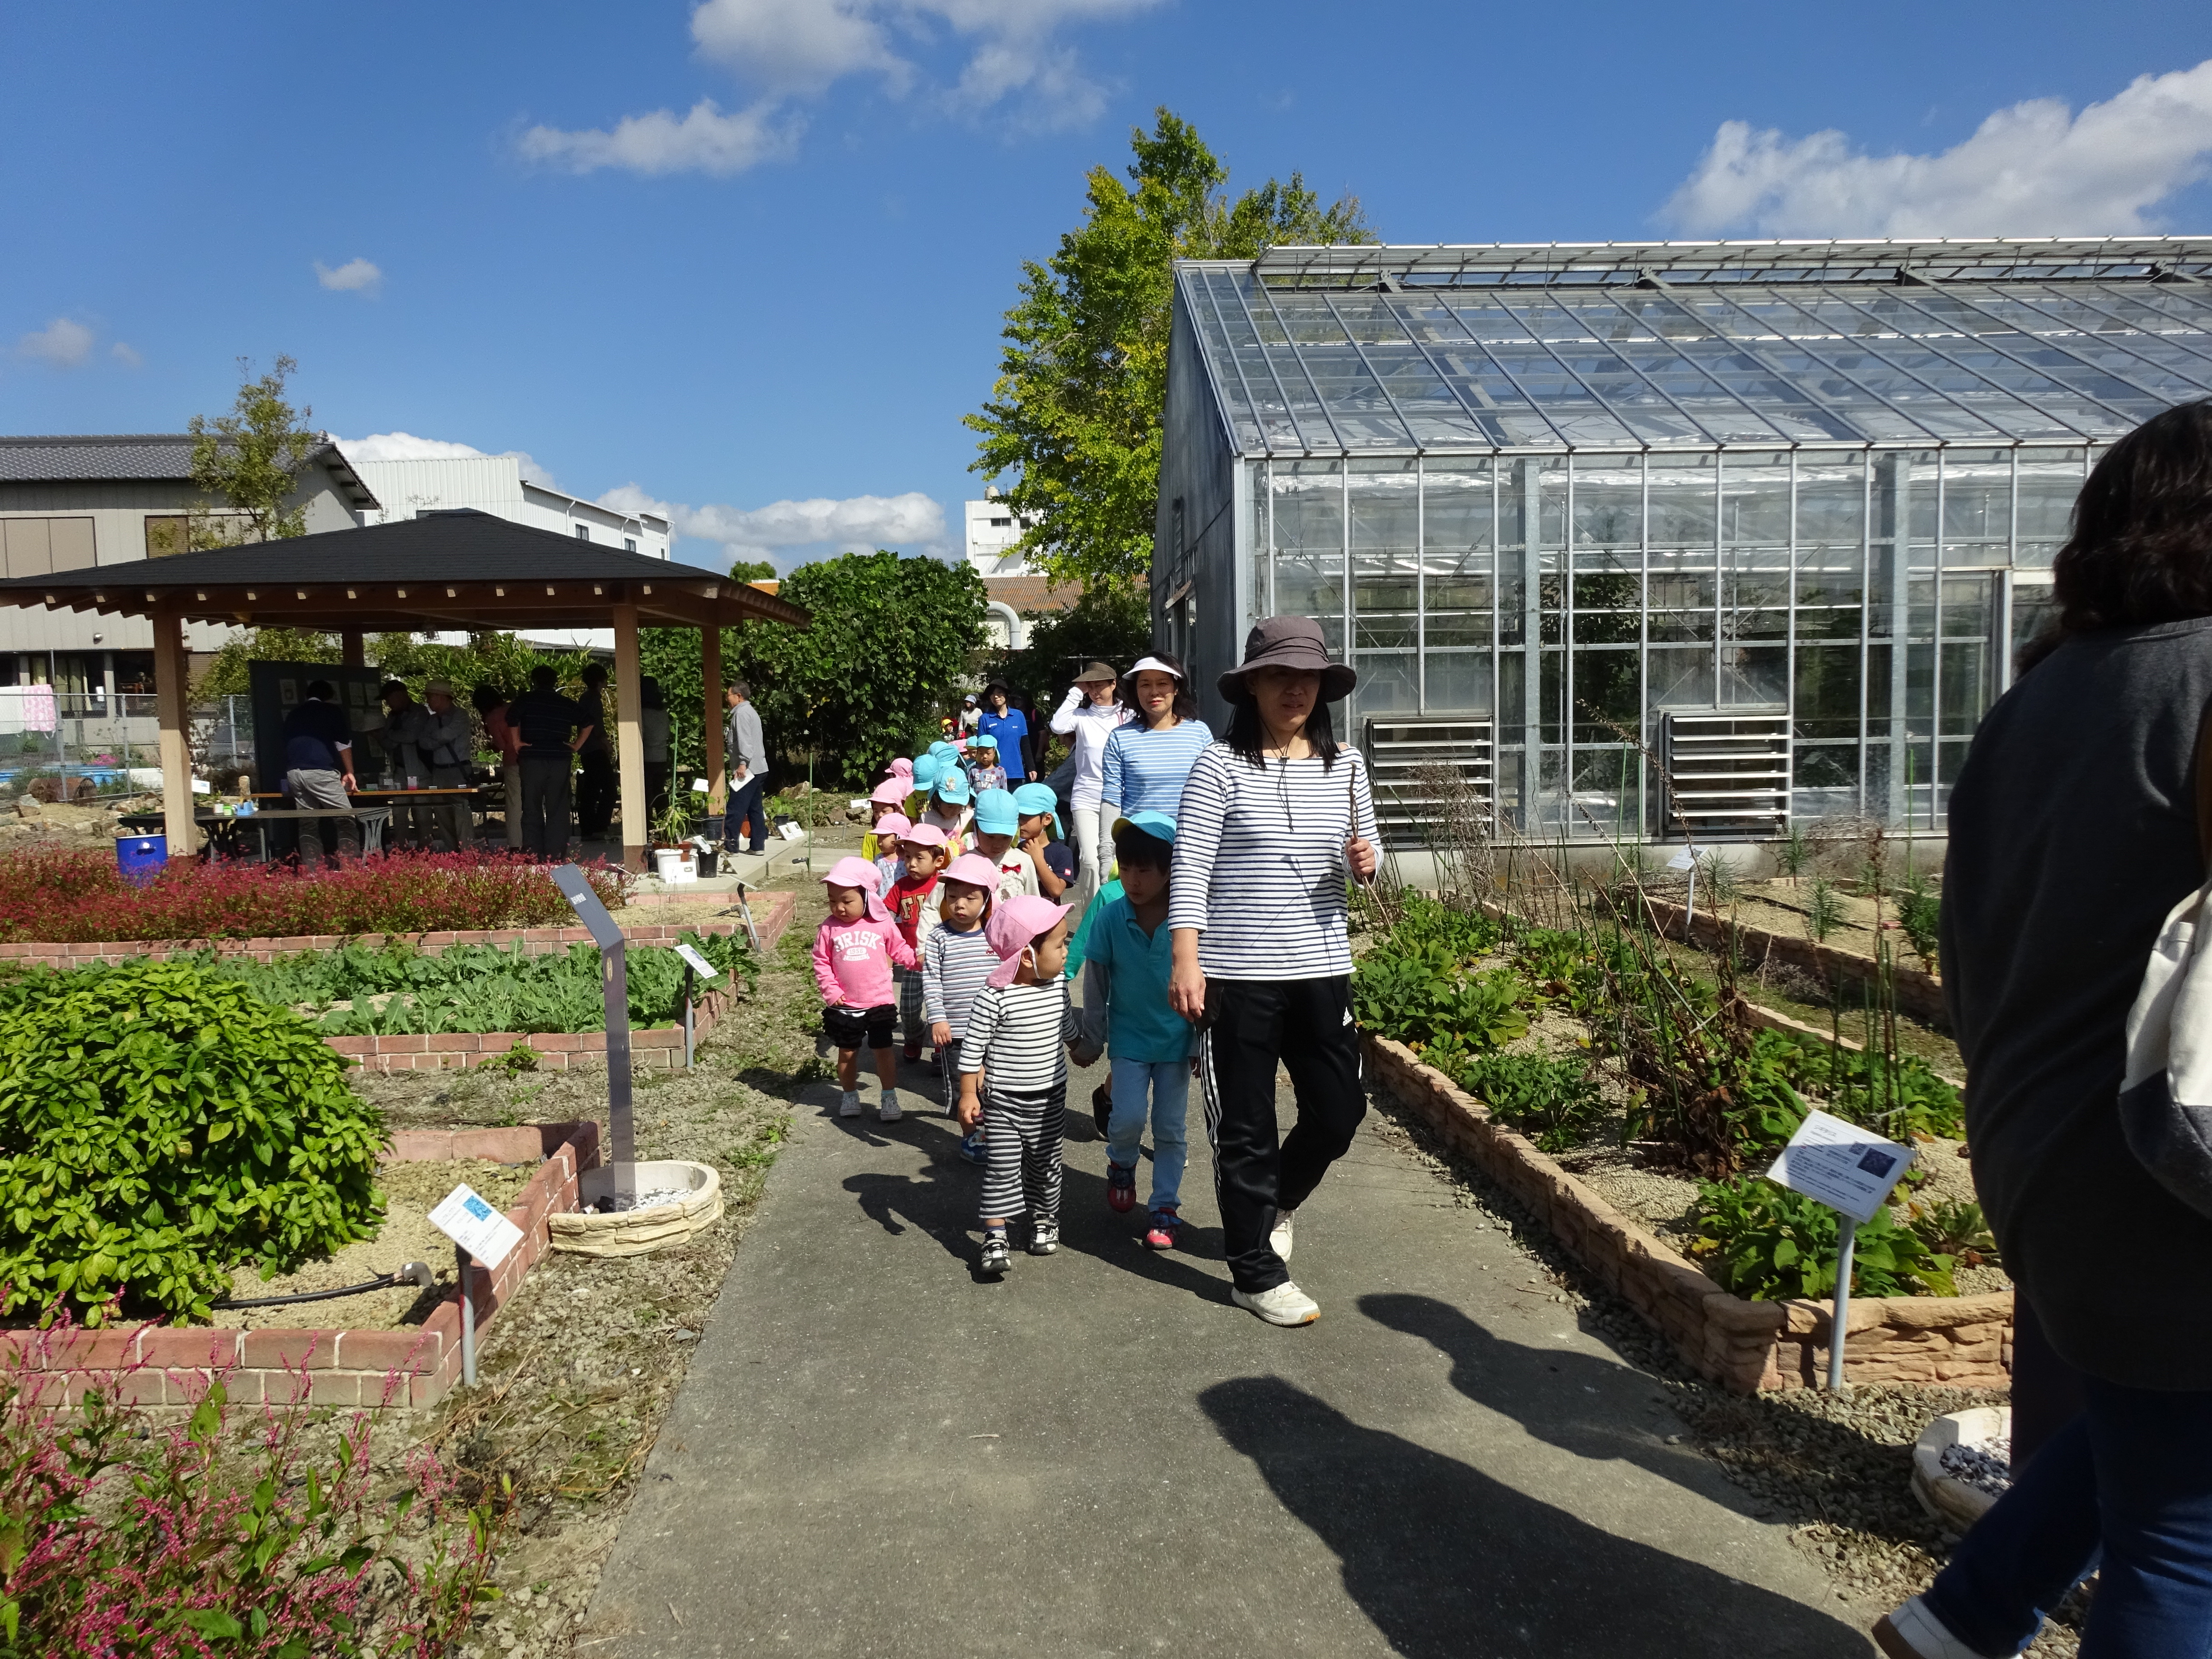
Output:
top-left (215, 1261), bottom-right (436, 1310)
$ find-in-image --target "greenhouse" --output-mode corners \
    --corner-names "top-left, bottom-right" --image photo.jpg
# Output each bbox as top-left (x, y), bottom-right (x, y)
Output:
top-left (1154, 236), bottom-right (2212, 843)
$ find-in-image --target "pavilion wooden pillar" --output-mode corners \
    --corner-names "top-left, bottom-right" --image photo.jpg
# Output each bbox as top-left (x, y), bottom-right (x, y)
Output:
top-left (152, 606), bottom-right (195, 859)
top-left (701, 623), bottom-right (725, 812)
top-left (612, 599), bottom-right (648, 871)
top-left (340, 628), bottom-right (365, 668)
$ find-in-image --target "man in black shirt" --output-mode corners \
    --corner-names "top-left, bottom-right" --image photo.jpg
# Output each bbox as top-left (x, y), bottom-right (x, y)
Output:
top-left (281, 680), bottom-right (357, 864)
top-left (575, 662), bottom-right (615, 841)
top-left (509, 664), bottom-right (593, 857)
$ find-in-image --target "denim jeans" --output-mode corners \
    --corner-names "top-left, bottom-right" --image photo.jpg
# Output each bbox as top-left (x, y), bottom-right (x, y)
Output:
top-left (1924, 1371), bottom-right (2212, 1655)
top-left (1107, 1056), bottom-right (1189, 1212)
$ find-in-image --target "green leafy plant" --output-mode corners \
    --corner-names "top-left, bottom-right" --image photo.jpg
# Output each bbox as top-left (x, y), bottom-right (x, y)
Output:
top-left (1515, 928), bottom-right (1588, 994)
top-left (1699, 851), bottom-right (1740, 907)
top-left (483, 1039), bottom-right (540, 1076)
top-left (1451, 1051), bottom-right (1606, 1153)
top-left (0, 961), bottom-right (386, 1324)
top-left (1772, 825), bottom-right (1812, 886)
top-left (1804, 877), bottom-right (1845, 944)
top-left (1907, 1198), bottom-right (2000, 1269)
top-left (1898, 873), bottom-right (1942, 971)
top-left (1687, 1178), bottom-right (1954, 1300)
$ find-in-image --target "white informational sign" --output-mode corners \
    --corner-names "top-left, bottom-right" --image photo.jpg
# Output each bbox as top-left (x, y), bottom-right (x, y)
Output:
top-left (674, 942), bottom-right (720, 979)
top-left (776, 820), bottom-right (806, 842)
top-left (848, 799), bottom-right (870, 814)
top-left (1766, 1109), bottom-right (1916, 1224)
top-left (691, 777), bottom-right (711, 793)
top-left (1666, 848), bottom-right (1696, 871)
top-left (190, 778), bottom-right (213, 794)
top-left (427, 1183), bottom-right (525, 1270)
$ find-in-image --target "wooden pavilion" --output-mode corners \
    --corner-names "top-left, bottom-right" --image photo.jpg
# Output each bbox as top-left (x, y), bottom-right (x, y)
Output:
top-left (0, 510), bottom-right (810, 867)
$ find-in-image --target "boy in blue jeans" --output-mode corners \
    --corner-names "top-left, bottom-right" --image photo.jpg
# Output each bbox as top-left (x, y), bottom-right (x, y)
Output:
top-left (1069, 812), bottom-right (1190, 1250)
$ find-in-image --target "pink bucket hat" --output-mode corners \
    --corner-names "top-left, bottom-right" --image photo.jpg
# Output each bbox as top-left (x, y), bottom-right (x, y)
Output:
top-left (821, 856), bottom-right (893, 923)
top-left (884, 756), bottom-right (914, 786)
top-left (941, 851), bottom-right (1000, 890)
top-left (870, 778), bottom-right (911, 807)
top-left (874, 812), bottom-right (912, 841)
top-left (901, 822), bottom-right (947, 851)
top-left (984, 894), bottom-right (1073, 989)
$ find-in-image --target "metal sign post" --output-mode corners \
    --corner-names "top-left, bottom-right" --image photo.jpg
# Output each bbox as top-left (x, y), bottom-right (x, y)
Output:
top-left (553, 865), bottom-right (636, 1209)
top-left (1765, 1108), bottom-right (1916, 1393)
top-left (674, 942), bottom-right (720, 1073)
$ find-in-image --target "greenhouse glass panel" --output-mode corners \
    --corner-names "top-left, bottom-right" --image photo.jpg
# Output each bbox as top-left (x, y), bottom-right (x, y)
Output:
top-left (2015, 448), bottom-right (2086, 567)
top-left (1270, 461), bottom-right (1344, 656)
top-left (1942, 450), bottom-right (2012, 568)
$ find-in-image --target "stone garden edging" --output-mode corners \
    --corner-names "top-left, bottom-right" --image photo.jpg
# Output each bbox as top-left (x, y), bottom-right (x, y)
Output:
top-left (1643, 898), bottom-right (1948, 1027)
top-left (1362, 1034), bottom-right (2011, 1392)
top-left (8, 1120), bottom-right (600, 1413)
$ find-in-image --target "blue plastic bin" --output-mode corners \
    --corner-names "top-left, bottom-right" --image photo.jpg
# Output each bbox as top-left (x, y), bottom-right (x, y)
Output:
top-left (115, 835), bottom-right (166, 886)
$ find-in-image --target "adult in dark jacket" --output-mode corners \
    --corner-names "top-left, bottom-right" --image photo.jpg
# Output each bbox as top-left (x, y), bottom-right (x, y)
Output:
top-left (1877, 400), bottom-right (2212, 1659)
top-left (509, 665), bottom-right (593, 858)
top-left (575, 662), bottom-right (616, 841)
top-left (280, 679), bottom-right (357, 864)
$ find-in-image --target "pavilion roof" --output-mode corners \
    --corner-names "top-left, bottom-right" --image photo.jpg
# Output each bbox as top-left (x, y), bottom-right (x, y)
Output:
top-left (0, 510), bottom-right (809, 632)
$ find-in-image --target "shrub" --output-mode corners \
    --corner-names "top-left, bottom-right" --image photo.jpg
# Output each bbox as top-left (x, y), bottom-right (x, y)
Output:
top-left (1907, 1197), bottom-right (2000, 1269)
top-left (1352, 944), bottom-right (1527, 1052)
top-left (0, 846), bottom-right (630, 945)
top-left (1898, 874), bottom-right (1942, 970)
top-left (0, 961), bottom-right (386, 1324)
top-left (1687, 1177), bottom-right (1954, 1300)
top-left (1450, 1051), bottom-right (1606, 1153)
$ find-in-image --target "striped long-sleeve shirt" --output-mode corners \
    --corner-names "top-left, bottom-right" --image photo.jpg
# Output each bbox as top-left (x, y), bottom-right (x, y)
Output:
top-left (1167, 742), bottom-right (1380, 981)
top-left (922, 924), bottom-right (998, 1038)
top-left (1098, 718), bottom-right (1214, 819)
top-left (958, 980), bottom-right (1075, 1093)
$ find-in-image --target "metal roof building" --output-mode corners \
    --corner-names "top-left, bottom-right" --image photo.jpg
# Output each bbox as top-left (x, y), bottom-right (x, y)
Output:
top-left (1153, 236), bottom-right (2212, 843)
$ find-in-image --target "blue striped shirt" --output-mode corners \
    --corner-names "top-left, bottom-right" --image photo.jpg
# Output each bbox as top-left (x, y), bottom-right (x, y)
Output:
top-left (1099, 719), bottom-right (1214, 819)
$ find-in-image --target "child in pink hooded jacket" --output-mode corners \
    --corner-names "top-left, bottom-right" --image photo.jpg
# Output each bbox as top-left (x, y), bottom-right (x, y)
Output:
top-left (813, 856), bottom-right (918, 1121)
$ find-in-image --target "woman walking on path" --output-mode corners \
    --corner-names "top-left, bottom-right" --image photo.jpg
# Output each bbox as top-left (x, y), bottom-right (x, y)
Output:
top-left (1876, 401), bottom-right (2212, 1659)
top-left (977, 683), bottom-right (1035, 782)
top-left (1099, 652), bottom-right (1212, 823)
top-left (1051, 661), bottom-right (1130, 912)
top-left (1167, 617), bottom-right (1378, 1328)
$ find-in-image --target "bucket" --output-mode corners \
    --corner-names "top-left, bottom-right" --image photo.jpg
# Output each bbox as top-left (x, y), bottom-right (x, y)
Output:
top-left (696, 845), bottom-right (718, 878)
top-left (652, 848), bottom-right (698, 884)
top-left (115, 835), bottom-right (166, 886)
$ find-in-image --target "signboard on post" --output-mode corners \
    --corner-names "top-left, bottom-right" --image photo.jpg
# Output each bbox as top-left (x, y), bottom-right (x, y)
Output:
top-left (427, 1183), bottom-right (525, 1270)
top-left (552, 864), bottom-right (635, 1205)
top-left (1766, 1108), bottom-right (1917, 1390)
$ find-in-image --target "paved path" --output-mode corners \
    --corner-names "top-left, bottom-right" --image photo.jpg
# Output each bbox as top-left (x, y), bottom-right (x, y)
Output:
top-left (588, 1054), bottom-right (1869, 1657)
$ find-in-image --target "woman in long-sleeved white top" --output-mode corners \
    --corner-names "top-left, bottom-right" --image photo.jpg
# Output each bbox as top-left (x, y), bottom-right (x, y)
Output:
top-left (1049, 660), bottom-right (1129, 912)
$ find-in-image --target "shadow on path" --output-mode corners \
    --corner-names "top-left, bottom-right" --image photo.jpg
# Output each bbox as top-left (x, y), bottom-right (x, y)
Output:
top-left (1199, 1376), bottom-right (1865, 1658)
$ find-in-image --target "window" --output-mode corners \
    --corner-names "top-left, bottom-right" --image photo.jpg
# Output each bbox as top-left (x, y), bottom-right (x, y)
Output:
top-left (625, 537), bottom-right (637, 553)
top-left (574, 524), bottom-right (590, 541)
top-left (991, 516), bottom-right (1012, 527)
top-left (145, 516), bottom-right (189, 558)
top-left (3, 516), bottom-right (95, 575)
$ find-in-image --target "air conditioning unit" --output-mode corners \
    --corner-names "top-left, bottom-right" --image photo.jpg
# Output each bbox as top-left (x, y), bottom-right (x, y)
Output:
top-left (1659, 710), bottom-right (1789, 839)
top-left (1363, 718), bottom-right (1493, 839)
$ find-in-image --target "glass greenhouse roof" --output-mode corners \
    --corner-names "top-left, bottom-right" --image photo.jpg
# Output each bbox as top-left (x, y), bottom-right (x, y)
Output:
top-left (1178, 239), bottom-right (2212, 455)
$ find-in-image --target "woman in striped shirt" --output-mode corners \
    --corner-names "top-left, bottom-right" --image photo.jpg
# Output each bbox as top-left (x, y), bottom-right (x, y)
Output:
top-left (1099, 652), bottom-right (1213, 822)
top-left (1167, 617), bottom-right (1379, 1329)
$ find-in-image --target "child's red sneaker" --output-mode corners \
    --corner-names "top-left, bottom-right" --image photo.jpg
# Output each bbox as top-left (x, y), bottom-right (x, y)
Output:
top-left (1143, 1205), bottom-right (1181, 1250)
top-left (1106, 1160), bottom-right (1137, 1213)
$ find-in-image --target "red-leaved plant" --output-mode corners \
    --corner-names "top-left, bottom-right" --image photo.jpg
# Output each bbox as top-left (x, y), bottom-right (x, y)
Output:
top-left (0, 848), bottom-right (629, 945)
top-left (0, 1317), bottom-right (507, 1657)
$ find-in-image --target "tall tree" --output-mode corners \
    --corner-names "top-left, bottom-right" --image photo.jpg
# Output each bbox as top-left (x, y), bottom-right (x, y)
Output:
top-left (966, 110), bottom-right (1374, 591)
top-left (183, 356), bottom-right (325, 548)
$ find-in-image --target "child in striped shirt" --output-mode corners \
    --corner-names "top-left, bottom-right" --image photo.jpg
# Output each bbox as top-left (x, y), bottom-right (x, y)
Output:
top-left (891, 823), bottom-right (949, 1062)
top-left (956, 893), bottom-right (1075, 1276)
top-left (923, 852), bottom-right (1001, 1163)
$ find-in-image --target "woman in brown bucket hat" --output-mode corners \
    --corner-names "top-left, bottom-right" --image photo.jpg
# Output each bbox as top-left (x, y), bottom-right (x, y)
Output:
top-left (1166, 616), bottom-right (1379, 1326)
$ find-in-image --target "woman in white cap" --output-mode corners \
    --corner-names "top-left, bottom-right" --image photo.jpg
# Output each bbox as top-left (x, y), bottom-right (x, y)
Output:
top-left (1050, 661), bottom-right (1129, 911)
top-left (1099, 651), bottom-right (1211, 826)
top-left (1167, 617), bottom-right (1378, 1328)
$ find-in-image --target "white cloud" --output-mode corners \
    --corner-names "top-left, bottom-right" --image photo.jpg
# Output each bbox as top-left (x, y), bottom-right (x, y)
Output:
top-left (109, 341), bottom-right (143, 369)
top-left (519, 0), bottom-right (1160, 177)
top-left (16, 317), bottom-right (95, 368)
top-left (336, 431), bottom-right (555, 488)
top-left (1665, 59), bottom-right (2212, 237)
top-left (314, 257), bottom-right (384, 294)
top-left (517, 98), bottom-right (799, 178)
top-left (600, 482), bottom-right (947, 564)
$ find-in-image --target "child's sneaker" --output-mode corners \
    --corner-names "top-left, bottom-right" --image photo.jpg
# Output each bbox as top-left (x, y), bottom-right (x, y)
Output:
top-left (1091, 1081), bottom-right (1113, 1136)
top-left (839, 1090), bottom-right (862, 1118)
top-left (1027, 1219), bottom-right (1059, 1256)
top-left (980, 1230), bottom-right (1012, 1276)
top-left (1106, 1161), bottom-right (1137, 1213)
top-left (903, 1042), bottom-right (922, 1064)
top-left (1143, 1205), bottom-right (1181, 1250)
top-left (879, 1090), bottom-right (902, 1122)
top-left (958, 1129), bottom-right (988, 1165)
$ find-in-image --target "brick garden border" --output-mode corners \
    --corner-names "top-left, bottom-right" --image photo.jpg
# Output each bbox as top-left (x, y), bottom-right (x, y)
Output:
top-left (7, 1120), bottom-right (600, 1412)
top-left (1644, 897), bottom-right (1947, 1027)
top-left (1363, 1034), bottom-right (2011, 1392)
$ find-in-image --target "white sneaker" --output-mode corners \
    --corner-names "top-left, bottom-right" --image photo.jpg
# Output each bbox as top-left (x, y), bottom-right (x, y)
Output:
top-left (839, 1090), bottom-right (862, 1118)
top-left (1270, 1209), bottom-right (1296, 1263)
top-left (879, 1092), bottom-right (903, 1123)
top-left (1874, 1598), bottom-right (1982, 1659)
top-left (1232, 1281), bottom-right (1320, 1327)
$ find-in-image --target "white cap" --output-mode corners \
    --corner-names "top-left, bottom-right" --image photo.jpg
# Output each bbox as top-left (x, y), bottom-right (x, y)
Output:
top-left (1128, 655), bottom-right (1182, 679)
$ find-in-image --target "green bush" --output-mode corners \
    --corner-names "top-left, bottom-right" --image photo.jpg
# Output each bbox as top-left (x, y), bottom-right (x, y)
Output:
top-left (0, 961), bottom-right (386, 1324)
top-left (1764, 1029), bottom-right (1964, 1140)
top-left (1898, 875), bottom-right (1942, 970)
top-left (1450, 1051), bottom-right (1606, 1153)
top-left (1687, 1177), bottom-right (1954, 1300)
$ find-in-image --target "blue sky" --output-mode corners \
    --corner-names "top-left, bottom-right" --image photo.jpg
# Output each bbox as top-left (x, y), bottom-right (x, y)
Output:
top-left (5, 1), bottom-right (2211, 573)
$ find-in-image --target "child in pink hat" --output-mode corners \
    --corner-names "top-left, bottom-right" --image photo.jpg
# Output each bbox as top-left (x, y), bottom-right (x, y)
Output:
top-left (872, 812), bottom-right (911, 895)
top-left (955, 893), bottom-right (1074, 1275)
top-left (811, 856), bottom-right (917, 1121)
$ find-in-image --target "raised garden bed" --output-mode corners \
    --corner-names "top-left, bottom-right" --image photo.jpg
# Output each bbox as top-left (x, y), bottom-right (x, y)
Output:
top-left (1365, 1036), bottom-right (2012, 1392)
top-left (7, 1120), bottom-right (599, 1411)
top-left (1647, 895), bottom-right (1949, 1028)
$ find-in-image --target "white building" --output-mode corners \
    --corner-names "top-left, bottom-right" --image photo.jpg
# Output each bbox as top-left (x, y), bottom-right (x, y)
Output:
top-left (963, 487), bottom-right (1080, 652)
top-left (347, 452), bottom-right (670, 649)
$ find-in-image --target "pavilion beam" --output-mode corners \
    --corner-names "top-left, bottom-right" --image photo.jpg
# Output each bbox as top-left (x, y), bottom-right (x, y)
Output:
top-left (613, 599), bottom-right (648, 871)
top-left (152, 605), bottom-right (195, 861)
top-left (340, 628), bottom-right (365, 667)
top-left (702, 623), bottom-right (725, 819)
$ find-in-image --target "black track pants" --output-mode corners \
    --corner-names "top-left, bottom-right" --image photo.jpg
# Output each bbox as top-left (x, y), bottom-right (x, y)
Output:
top-left (1198, 975), bottom-right (1366, 1293)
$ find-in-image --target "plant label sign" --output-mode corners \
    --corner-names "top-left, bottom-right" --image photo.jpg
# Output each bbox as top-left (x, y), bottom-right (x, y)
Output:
top-left (551, 863), bottom-right (626, 951)
top-left (427, 1184), bottom-right (525, 1270)
top-left (674, 942), bottom-right (719, 979)
top-left (1767, 1109), bottom-right (1916, 1224)
top-left (691, 776), bottom-right (711, 793)
top-left (1666, 848), bottom-right (1696, 871)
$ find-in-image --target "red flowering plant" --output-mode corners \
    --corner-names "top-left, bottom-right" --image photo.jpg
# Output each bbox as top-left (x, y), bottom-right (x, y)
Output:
top-left (0, 1318), bottom-right (506, 1658)
top-left (0, 848), bottom-right (629, 945)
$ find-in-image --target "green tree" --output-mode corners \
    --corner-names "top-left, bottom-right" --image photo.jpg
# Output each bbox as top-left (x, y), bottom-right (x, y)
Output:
top-left (640, 549), bottom-right (987, 791)
top-left (183, 355), bottom-right (324, 548)
top-left (966, 109), bottom-right (1373, 591)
